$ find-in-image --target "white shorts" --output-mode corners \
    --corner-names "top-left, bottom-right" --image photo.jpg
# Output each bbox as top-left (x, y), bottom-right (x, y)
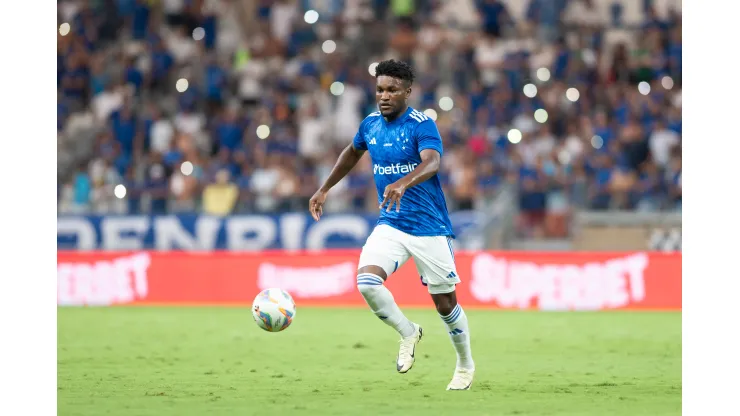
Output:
top-left (358, 224), bottom-right (460, 294)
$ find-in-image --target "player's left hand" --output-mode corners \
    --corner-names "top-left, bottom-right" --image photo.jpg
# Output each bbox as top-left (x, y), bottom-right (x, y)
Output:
top-left (380, 181), bottom-right (407, 213)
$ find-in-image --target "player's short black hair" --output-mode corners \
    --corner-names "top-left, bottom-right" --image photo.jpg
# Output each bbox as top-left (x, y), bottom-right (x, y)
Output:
top-left (374, 59), bottom-right (415, 86)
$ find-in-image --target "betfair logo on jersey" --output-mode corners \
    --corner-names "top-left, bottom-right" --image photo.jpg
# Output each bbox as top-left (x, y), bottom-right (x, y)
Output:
top-left (373, 163), bottom-right (419, 175)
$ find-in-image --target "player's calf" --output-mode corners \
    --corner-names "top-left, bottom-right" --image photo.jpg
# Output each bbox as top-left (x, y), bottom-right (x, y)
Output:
top-left (431, 289), bottom-right (475, 389)
top-left (356, 267), bottom-right (422, 373)
top-left (356, 267), bottom-right (416, 338)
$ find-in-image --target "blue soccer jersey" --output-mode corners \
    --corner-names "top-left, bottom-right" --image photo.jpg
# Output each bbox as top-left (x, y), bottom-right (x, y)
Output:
top-left (352, 107), bottom-right (455, 238)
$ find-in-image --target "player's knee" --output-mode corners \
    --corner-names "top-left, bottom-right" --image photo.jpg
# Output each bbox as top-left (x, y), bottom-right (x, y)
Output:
top-left (356, 269), bottom-right (386, 297)
top-left (358, 265), bottom-right (387, 280)
top-left (434, 298), bottom-right (456, 316)
top-left (431, 290), bottom-right (457, 316)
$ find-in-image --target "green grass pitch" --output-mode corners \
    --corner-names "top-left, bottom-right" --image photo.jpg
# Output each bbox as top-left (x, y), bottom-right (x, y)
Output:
top-left (58, 307), bottom-right (681, 415)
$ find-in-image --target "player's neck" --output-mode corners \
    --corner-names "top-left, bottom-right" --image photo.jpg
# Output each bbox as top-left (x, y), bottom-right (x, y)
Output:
top-left (384, 105), bottom-right (408, 123)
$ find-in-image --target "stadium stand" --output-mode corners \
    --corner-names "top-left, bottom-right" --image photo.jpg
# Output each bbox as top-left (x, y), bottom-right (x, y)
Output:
top-left (57, 0), bottom-right (682, 240)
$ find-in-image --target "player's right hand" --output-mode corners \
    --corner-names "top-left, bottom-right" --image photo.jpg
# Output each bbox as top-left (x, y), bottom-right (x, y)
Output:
top-left (309, 190), bottom-right (327, 221)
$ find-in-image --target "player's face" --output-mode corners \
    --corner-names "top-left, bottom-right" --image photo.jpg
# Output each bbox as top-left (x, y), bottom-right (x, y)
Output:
top-left (376, 75), bottom-right (411, 119)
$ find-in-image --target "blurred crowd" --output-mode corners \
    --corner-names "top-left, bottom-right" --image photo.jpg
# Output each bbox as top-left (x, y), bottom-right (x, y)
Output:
top-left (57, 0), bottom-right (682, 238)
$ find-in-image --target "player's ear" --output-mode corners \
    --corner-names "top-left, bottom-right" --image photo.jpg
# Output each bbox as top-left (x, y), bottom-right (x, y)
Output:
top-left (405, 86), bottom-right (412, 99)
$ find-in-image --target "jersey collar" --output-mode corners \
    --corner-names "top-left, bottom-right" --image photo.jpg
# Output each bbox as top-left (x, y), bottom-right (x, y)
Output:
top-left (383, 106), bottom-right (412, 125)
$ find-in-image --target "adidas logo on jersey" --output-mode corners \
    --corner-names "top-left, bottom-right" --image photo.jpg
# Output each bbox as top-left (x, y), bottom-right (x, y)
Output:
top-left (373, 162), bottom-right (419, 175)
top-left (409, 109), bottom-right (430, 123)
top-left (369, 138), bottom-right (377, 145)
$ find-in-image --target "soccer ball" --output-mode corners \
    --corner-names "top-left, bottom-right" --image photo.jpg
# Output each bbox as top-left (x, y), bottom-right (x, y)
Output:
top-left (252, 288), bottom-right (296, 332)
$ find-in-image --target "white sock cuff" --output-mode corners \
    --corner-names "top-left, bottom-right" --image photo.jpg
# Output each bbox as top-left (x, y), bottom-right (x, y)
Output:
top-left (440, 304), bottom-right (464, 325)
top-left (357, 273), bottom-right (384, 286)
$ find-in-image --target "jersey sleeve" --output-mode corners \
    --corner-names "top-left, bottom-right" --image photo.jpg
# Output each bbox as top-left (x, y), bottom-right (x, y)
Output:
top-left (352, 121), bottom-right (367, 151)
top-left (414, 119), bottom-right (444, 157)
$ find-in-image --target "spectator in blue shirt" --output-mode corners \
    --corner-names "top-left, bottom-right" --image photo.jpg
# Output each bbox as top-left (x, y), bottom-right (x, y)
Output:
top-left (642, 6), bottom-right (668, 31)
top-left (213, 107), bottom-right (245, 153)
top-left (60, 54), bottom-right (89, 103)
top-left (145, 154), bottom-right (170, 215)
top-left (110, 102), bottom-right (139, 157)
top-left (551, 38), bottom-right (570, 80)
top-left (631, 158), bottom-right (663, 211)
top-left (589, 152), bottom-right (614, 210)
top-left (72, 167), bottom-right (92, 211)
top-left (124, 56), bottom-right (144, 93)
top-left (593, 111), bottom-right (615, 148)
top-left (131, 0), bottom-right (151, 40)
top-left (204, 56), bottom-right (229, 116)
top-left (149, 38), bottom-right (175, 93)
top-left (517, 155), bottom-right (547, 237)
top-left (477, 160), bottom-right (501, 200)
top-left (477, 0), bottom-right (511, 37)
top-left (667, 26), bottom-right (682, 80)
top-left (122, 165), bottom-right (142, 214)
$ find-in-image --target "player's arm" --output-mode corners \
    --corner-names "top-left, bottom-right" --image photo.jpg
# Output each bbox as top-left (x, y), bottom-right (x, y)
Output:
top-left (398, 148), bottom-right (440, 189)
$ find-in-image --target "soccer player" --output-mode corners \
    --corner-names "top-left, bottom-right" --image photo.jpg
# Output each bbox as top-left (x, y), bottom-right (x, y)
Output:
top-left (308, 59), bottom-right (475, 390)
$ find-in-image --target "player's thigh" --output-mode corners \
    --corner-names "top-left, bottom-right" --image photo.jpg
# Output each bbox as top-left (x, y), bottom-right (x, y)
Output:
top-left (408, 235), bottom-right (460, 294)
top-left (358, 225), bottom-right (411, 279)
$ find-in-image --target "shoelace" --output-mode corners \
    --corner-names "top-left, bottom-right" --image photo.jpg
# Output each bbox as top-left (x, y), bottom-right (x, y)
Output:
top-left (398, 338), bottom-right (415, 358)
top-left (450, 370), bottom-right (473, 387)
top-left (450, 369), bottom-right (473, 384)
